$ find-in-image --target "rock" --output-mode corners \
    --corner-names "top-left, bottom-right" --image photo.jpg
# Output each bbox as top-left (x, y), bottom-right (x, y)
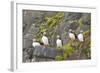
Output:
top-left (82, 13), bottom-right (91, 25)
top-left (33, 46), bottom-right (63, 59)
top-left (23, 48), bottom-right (34, 62)
top-left (23, 38), bottom-right (32, 49)
top-left (65, 12), bottom-right (82, 21)
top-left (23, 10), bottom-right (91, 62)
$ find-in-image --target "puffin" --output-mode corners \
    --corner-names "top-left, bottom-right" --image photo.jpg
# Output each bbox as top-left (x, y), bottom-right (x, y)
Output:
top-left (32, 23), bottom-right (35, 26)
top-left (32, 39), bottom-right (41, 47)
top-left (56, 35), bottom-right (63, 47)
top-left (68, 29), bottom-right (77, 40)
top-left (41, 32), bottom-right (49, 46)
top-left (77, 30), bottom-right (84, 42)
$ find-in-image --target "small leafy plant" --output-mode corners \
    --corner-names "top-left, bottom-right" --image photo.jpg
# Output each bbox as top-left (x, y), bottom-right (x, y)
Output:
top-left (55, 44), bottom-right (74, 61)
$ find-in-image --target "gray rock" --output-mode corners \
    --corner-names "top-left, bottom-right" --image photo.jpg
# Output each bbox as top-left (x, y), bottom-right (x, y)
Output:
top-left (23, 38), bottom-right (32, 49)
top-left (33, 46), bottom-right (63, 59)
top-left (22, 10), bottom-right (91, 61)
top-left (64, 12), bottom-right (82, 21)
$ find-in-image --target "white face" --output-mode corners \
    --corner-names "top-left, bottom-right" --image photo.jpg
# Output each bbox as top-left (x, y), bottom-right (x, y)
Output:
top-left (57, 35), bottom-right (60, 39)
top-left (32, 24), bottom-right (35, 26)
top-left (69, 29), bottom-right (72, 32)
top-left (43, 32), bottom-right (46, 35)
top-left (80, 30), bottom-right (83, 33)
top-left (33, 39), bottom-right (36, 42)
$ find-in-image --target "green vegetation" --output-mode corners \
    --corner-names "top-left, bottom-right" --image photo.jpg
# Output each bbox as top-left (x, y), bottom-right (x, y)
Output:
top-left (55, 44), bottom-right (74, 61)
top-left (62, 44), bottom-right (74, 58)
top-left (23, 10), bottom-right (91, 62)
top-left (55, 55), bottom-right (64, 61)
top-left (36, 12), bottom-right (64, 42)
top-left (55, 29), bottom-right (91, 61)
top-left (32, 11), bottom-right (91, 60)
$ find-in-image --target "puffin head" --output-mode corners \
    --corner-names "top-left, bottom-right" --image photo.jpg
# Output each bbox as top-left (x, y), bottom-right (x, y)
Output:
top-left (80, 30), bottom-right (83, 33)
top-left (33, 38), bottom-right (36, 42)
top-left (57, 35), bottom-right (60, 39)
top-left (43, 32), bottom-right (46, 36)
top-left (69, 29), bottom-right (72, 33)
top-left (32, 23), bottom-right (35, 26)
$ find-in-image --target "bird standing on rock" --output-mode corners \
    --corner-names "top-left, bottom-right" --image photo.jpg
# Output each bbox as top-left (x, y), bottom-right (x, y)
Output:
top-left (77, 30), bottom-right (84, 59)
top-left (77, 30), bottom-right (84, 42)
top-left (56, 35), bottom-right (62, 47)
top-left (68, 29), bottom-right (76, 40)
top-left (41, 32), bottom-right (49, 47)
top-left (32, 39), bottom-right (41, 47)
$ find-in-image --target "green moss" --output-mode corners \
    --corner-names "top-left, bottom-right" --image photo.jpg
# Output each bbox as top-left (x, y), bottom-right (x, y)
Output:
top-left (82, 48), bottom-right (91, 59)
top-left (55, 55), bottom-right (64, 61)
top-left (55, 44), bottom-right (75, 60)
top-left (62, 44), bottom-right (74, 57)
top-left (83, 30), bottom-right (90, 36)
top-left (63, 53), bottom-right (68, 60)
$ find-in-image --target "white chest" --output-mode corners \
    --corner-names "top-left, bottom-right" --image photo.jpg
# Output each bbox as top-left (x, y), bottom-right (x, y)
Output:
top-left (42, 36), bottom-right (49, 45)
top-left (56, 39), bottom-right (62, 47)
top-left (69, 33), bottom-right (75, 40)
top-left (32, 42), bottom-right (40, 47)
top-left (78, 33), bottom-right (84, 42)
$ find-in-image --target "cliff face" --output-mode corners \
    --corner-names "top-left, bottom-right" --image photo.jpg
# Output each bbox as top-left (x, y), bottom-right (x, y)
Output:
top-left (22, 10), bottom-right (91, 62)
